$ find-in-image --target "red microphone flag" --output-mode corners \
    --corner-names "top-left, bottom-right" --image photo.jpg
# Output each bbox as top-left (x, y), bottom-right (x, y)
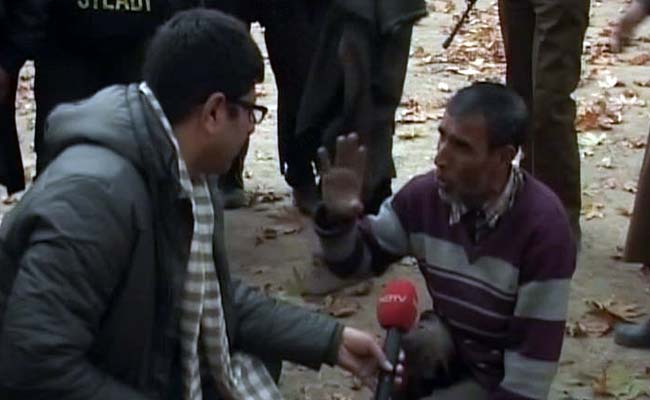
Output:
top-left (376, 279), bottom-right (419, 332)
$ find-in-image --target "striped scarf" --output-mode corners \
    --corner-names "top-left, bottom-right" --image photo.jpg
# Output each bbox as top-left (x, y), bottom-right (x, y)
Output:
top-left (139, 82), bottom-right (282, 400)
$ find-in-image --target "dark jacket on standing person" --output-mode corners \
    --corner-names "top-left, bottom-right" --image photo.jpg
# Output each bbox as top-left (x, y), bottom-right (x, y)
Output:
top-left (0, 0), bottom-right (22, 71)
top-left (0, 84), bottom-right (342, 399)
top-left (296, 0), bottom-right (426, 213)
top-left (7, 0), bottom-right (204, 58)
top-left (0, 0), bottom-right (25, 195)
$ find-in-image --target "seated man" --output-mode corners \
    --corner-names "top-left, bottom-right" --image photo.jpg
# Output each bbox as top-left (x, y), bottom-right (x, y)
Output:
top-left (315, 83), bottom-right (577, 399)
top-left (0, 9), bottom-right (392, 399)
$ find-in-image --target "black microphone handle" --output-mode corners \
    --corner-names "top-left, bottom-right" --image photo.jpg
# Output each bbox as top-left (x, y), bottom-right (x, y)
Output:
top-left (375, 328), bottom-right (402, 400)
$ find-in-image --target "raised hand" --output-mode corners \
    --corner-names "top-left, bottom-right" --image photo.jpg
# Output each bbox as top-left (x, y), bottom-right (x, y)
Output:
top-left (318, 133), bottom-right (367, 221)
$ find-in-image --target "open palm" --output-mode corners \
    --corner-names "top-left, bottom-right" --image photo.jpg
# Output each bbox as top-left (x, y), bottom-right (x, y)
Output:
top-left (318, 133), bottom-right (367, 221)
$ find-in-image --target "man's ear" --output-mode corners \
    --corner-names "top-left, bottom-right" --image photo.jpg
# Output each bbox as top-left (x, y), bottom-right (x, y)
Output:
top-left (201, 92), bottom-right (227, 134)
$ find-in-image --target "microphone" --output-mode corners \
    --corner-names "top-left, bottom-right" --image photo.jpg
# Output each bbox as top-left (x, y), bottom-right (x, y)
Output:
top-left (375, 279), bottom-right (419, 400)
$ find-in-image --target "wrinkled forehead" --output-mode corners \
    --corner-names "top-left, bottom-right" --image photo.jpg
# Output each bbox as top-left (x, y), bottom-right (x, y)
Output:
top-left (440, 111), bottom-right (489, 144)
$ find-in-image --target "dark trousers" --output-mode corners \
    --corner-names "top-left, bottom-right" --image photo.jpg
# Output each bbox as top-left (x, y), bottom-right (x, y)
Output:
top-left (625, 129), bottom-right (650, 264)
top-left (34, 44), bottom-right (146, 172)
top-left (0, 63), bottom-right (24, 194)
top-left (219, 0), bottom-right (330, 191)
top-left (499, 0), bottom-right (590, 232)
top-left (295, 5), bottom-right (414, 214)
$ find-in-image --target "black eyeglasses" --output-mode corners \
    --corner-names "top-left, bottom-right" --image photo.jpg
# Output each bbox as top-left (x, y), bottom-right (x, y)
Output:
top-left (230, 99), bottom-right (268, 125)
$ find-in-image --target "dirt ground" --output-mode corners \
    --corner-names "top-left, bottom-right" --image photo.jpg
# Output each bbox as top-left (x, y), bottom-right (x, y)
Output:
top-left (2, 0), bottom-right (650, 398)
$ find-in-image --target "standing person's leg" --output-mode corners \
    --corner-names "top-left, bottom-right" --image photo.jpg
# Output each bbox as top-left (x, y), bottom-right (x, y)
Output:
top-left (499, 0), bottom-right (535, 170)
top-left (529, 0), bottom-right (590, 237)
top-left (363, 24), bottom-right (413, 214)
top-left (614, 129), bottom-right (650, 348)
top-left (0, 63), bottom-right (25, 194)
top-left (261, 0), bottom-right (330, 214)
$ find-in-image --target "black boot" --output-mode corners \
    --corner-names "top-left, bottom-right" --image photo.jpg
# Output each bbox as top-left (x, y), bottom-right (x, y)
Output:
top-left (292, 183), bottom-right (320, 216)
top-left (614, 319), bottom-right (650, 349)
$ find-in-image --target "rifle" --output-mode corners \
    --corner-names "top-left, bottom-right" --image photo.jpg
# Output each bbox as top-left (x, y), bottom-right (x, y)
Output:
top-left (442, 0), bottom-right (478, 49)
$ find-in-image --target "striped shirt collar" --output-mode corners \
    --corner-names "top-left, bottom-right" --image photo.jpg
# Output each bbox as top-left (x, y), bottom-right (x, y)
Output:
top-left (440, 165), bottom-right (523, 229)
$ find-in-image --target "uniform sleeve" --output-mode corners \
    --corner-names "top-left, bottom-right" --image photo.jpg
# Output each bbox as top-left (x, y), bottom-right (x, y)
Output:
top-left (0, 177), bottom-right (148, 400)
top-left (490, 214), bottom-right (577, 400)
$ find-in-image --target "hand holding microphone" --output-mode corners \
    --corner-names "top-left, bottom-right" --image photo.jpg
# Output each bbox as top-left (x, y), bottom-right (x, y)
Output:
top-left (375, 279), bottom-right (419, 400)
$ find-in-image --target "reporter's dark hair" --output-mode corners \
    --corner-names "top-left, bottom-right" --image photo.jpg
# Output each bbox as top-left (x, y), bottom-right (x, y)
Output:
top-left (143, 8), bottom-right (264, 124)
top-left (447, 82), bottom-right (529, 149)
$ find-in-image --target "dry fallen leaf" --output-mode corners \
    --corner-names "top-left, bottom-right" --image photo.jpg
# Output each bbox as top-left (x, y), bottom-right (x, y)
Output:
top-left (623, 181), bottom-right (638, 193)
top-left (576, 94), bottom-right (623, 132)
top-left (581, 319), bottom-right (614, 337)
top-left (578, 132), bottom-right (607, 147)
top-left (586, 298), bottom-right (646, 323)
top-left (251, 190), bottom-right (284, 204)
top-left (397, 127), bottom-right (426, 141)
top-left (617, 207), bottom-right (633, 218)
top-left (397, 98), bottom-right (441, 124)
top-left (429, 0), bottom-right (456, 13)
top-left (597, 71), bottom-right (623, 89)
top-left (437, 82), bottom-right (451, 93)
top-left (582, 202), bottom-right (605, 220)
top-left (627, 52), bottom-right (650, 65)
top-left (633, 79), bottom-right (650, 87)
top-left (620, 137), bottom-right (647, 149)
top-left (341, 280), bottom-right (374, 297)
top-left (603, 177), bottom-right (619, 189)
top-left (597, 157), bottom-right (614, 169)
top-left (565, 321), bottom-right (588, 338)
top-left (252, 266), bottom-right (271, 275)
top-left (591, 364), bottom-right (650, 399)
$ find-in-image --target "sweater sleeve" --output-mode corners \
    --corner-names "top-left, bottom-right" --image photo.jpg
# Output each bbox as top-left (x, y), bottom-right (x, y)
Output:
top-left (315, 194), bottom-right (412, 279)
top-left (490, 214), bottom-right (577, 400)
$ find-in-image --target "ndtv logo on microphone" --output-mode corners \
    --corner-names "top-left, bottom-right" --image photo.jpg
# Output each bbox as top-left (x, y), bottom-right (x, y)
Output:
top-left (379, 294), bottom-right (408, 303)
top-left (378, 292), bottom-right (417, 309)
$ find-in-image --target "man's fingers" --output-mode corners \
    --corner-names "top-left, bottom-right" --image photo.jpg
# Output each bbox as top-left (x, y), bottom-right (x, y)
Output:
top-left (334, 135), bottom-right (347, 167)
top-left (368, 338), bottom-right (393, 372)
top-left (355, 145), bottom-right (367, 177)
top-left (335, 133), bottom-right (360, 167)
top-left (317, 146), bottom-right (332, 174)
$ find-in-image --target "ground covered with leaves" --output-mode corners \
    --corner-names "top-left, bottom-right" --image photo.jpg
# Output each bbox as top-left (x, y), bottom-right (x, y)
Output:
top-left (2, 0), bottom-right (650, 398)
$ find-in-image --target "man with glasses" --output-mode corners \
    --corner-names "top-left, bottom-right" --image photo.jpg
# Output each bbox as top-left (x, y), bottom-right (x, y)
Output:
top-left (0, 10), bottom-right (393, 399)
top-left (232, 98), bottom-right (269, 126)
